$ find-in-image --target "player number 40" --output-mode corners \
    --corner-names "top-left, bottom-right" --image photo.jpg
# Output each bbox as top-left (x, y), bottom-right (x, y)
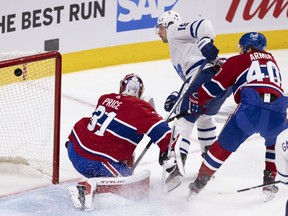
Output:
top-left (246, 60), bottom-right (281, 86)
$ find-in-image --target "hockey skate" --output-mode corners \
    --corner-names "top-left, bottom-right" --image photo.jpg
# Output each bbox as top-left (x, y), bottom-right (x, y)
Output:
top-left (201, 145), bottom-right (211, 158)
top-left (262, 170), bottom-right (279, 202)
top-left (165, 165), bottom-right (183, 192)
top-left (187, 174), bottom-right (210, 200)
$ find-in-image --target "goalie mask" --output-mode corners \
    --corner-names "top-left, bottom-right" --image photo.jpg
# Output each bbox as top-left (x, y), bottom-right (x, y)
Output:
top-left (157, 10), bottom-right (182, 28)
top-left (239, 32), bottom-right (267, 53)
top-left (119, 73), bottom-right (144, 98)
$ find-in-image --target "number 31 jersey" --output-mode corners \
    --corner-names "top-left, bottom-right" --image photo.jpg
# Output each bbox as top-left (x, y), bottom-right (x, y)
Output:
top-left (68, 93), bottom-right (172, 163)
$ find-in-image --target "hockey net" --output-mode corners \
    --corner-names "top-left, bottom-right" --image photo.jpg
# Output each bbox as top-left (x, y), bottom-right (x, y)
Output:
top-left (0, 51), bottom-right (61, 184)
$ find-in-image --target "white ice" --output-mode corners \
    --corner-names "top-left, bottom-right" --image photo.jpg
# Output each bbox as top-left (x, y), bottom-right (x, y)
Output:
top-left (0, 49), bottom-right (287, 216)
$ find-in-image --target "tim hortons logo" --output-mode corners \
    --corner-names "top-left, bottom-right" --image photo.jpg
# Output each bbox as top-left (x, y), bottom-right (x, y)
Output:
top-left (226, 0), bottom-right (288, 22)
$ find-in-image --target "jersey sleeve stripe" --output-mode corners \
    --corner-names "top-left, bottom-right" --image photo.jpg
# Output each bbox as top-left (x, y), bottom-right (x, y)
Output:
top-left (108, 118), bottom-right (143, 144)
top-left (146, 120), bottom-right (171, 144)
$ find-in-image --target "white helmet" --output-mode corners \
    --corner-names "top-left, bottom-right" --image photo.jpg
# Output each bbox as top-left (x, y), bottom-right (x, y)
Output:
top-left (157, 10), bottom-right (182, 28)
top-left (119, 73), bottom-right (144, 98)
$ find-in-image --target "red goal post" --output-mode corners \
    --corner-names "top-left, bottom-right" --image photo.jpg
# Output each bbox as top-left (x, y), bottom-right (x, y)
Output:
top-left (0, 51), bottom-right (62, 184)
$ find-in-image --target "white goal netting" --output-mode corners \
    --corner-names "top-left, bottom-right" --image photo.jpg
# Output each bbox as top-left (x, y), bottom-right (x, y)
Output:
top-left (0, 51), bottom-right (61, 184)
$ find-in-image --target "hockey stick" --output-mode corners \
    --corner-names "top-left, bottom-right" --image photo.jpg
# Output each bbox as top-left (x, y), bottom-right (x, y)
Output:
top-left (131, 111), bottom-right (190, 172)
top-left (167, 110), bottom-right (190, 123)
top-left (131, 140), bottom-right (153, 172)
top-left (215, 180), bottom-right (281, 194)
top-left (237, 180), bottom-right (281, 193)
top-left (162, 121), bottom-right (177, 192)
top-left (131, 60), bottom-right (208, 172)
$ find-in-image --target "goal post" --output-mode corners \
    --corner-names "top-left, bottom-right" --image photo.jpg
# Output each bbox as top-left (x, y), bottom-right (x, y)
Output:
top-left (0, 51), bottom-right (62, 184)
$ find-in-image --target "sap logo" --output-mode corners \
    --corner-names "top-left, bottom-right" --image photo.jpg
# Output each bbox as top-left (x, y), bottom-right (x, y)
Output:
top-left (116, 0), bottom-right (179, 32)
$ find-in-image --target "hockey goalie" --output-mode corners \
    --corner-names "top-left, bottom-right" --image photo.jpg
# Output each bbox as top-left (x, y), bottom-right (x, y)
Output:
top-left (66, 73), bottom-right (183, 211)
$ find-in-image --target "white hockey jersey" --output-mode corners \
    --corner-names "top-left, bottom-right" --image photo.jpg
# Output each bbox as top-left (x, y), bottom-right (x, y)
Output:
top-left (166, 19), bottom-right (215, 82)
top-left (275, 128), bottom-right (288, 184)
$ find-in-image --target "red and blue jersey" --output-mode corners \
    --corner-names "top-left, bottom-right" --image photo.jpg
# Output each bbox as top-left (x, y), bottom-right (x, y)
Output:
top-left (68, 93), bottom-right (172, 163)
top-left (198, 50), bottom-right (284, 106)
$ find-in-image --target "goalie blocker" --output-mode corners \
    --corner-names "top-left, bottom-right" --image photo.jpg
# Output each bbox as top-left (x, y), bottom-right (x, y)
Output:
top-left (67, 169), bottom-right (151, 211)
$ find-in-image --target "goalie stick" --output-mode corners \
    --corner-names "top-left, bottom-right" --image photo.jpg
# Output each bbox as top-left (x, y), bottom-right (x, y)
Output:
top-left (131, 111), bottom-right (189, 173)
top-left (131, 60), bottom-right (208, 173)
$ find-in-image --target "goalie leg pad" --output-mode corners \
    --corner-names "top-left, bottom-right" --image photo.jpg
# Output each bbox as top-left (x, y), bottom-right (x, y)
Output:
top-left (162, 135), bottom-right (186, 192)
top-left (68, 170), bottom-right (151, 211)
top-left (173, 134), bottom-right (185, 176)
top-left (67, 185), bottom-right (85, 210)
top-left (67, 179), bottom-right (97, 211)
top-left (165, 166), bottom-right (183, 192)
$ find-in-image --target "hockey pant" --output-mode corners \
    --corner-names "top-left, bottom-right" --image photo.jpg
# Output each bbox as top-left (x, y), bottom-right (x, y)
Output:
top-left (196, 88), bottom-right (288, 178)
top-left (67, 141), bottom-right (132, 178)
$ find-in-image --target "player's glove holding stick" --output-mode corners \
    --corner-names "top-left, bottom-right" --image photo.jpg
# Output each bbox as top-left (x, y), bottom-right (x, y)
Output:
top-left (189, 92), bottom-right (205, 116)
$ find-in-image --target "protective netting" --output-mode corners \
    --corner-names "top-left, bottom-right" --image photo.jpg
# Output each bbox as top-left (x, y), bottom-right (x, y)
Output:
top-left (0, 51), bottom-right (61, 183)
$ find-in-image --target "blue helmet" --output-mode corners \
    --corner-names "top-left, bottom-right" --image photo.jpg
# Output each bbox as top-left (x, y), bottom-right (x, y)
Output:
top-left (239, 32), bottom-right (267, 53)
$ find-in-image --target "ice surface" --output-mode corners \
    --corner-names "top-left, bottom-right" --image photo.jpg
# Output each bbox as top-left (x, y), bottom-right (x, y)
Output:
top-left (0, 49), bottom-right (287, 216)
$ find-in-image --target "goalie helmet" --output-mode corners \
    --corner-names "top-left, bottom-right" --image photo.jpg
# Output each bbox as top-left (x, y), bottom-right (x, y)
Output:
top-left (239, 32), bottom-right (267, 53)
top-left (157, 10), bottom-right (182, 28)
top-left (119, 73), bottom-right (144, 98)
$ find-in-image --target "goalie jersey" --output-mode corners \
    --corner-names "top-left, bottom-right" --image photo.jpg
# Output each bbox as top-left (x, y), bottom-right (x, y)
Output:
top-left (68, 93), bottom-right (171, 163)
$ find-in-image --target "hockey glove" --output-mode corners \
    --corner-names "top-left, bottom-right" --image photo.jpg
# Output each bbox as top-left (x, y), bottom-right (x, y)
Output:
top-left (158, 134), bottom-right (180, 166)
top-left (214, 57), bottom-right (227, 72)
top-left (159, 150), bottom-right (169, 166)
top-left (164, 91), bottom-right (179, 112)
top-left (189, 92), bottom-right (205, 116)
top-left (198, 38), bottom-right (219, 61)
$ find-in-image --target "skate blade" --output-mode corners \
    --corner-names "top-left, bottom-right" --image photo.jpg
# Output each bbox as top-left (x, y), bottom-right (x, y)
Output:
top-left (263, 192), bottom-right (276, 202)
top-left (187, 189), bottom-right (197, 201)
top-left (166, 176), bottom-right (182, 192)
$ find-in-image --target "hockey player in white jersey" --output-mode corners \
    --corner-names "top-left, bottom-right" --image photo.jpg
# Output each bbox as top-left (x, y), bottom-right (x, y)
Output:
top-left (275, 128), bottom-right (288, 214)
top-left (156, 11), bottom-right (232, 191)
top-left (276, 128), bottom-right (288, 185)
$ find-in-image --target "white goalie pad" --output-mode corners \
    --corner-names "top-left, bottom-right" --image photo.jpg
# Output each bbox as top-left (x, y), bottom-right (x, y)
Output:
top-left (67, 185), bottom-right (86, 210)
top-left (67, 169), bottom-right (151, 211)
top-left (173, 134), bottom-right (185, 176)
top-left (162, 134), bottom-right (185, 192)
top-left (94, 169), bottom-right (151, 199)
